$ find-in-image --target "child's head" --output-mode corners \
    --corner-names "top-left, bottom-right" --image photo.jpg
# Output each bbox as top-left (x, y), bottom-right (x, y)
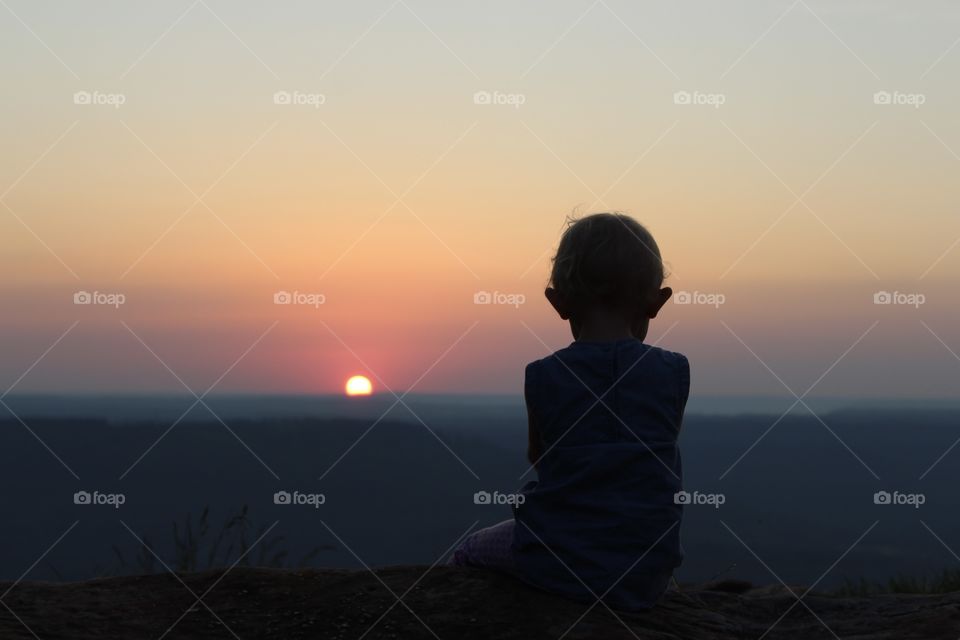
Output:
top-left (546, 213), bottom-right (672, 341)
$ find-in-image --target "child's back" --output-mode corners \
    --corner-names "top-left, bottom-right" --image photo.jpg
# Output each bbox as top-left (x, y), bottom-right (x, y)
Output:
top-left (514, 338), bottom-right (688, 610)
top-left (449, 212), bottom-right (689, 611)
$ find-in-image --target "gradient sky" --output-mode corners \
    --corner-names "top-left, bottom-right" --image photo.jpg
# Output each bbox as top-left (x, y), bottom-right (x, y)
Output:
top-left (1, 0), bottom-right (959, 397)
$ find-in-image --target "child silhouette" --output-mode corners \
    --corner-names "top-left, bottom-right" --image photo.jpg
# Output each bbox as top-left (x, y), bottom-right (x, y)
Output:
top-left (451, 212), bottom-right (689, 611)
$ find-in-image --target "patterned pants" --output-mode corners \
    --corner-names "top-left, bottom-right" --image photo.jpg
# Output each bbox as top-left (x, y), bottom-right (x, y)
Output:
top-left (449, 519), bottom-right (516, 574)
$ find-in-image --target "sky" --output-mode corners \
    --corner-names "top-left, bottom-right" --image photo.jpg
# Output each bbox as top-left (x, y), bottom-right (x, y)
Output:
top-left (1, 0), bottom-right (959, 398)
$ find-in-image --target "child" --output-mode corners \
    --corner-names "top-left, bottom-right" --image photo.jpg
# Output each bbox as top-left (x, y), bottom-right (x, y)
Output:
top-left (450, 212), bottom-right (688, 611)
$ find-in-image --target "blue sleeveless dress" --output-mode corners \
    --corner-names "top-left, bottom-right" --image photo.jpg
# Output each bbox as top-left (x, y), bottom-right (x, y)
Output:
top-left (512, 339), bottom-right (689, 610)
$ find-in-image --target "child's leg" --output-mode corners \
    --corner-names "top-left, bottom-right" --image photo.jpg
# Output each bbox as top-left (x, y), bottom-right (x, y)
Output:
top-left (448, 519), bottom-right (516, 574)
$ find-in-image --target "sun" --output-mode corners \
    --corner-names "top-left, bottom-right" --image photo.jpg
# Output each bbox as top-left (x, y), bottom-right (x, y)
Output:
top-left (345, 375), bottom-right (373, 396)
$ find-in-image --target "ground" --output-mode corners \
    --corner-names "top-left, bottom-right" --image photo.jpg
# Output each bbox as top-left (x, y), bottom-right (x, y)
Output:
top-left (1, 566), bottom-right (958, 639)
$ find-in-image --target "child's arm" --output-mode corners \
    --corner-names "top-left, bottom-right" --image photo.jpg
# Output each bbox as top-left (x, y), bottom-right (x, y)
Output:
top-left (676, 354), bottom-right (691, 432)
top-left (523, 366), bottom-right (543, 467)
top-left (525, 383), bottom-right (542, 467)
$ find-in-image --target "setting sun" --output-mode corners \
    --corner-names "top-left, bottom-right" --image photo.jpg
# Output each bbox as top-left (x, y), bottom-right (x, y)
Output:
top-left (345, 375), bottom-right (373, 396)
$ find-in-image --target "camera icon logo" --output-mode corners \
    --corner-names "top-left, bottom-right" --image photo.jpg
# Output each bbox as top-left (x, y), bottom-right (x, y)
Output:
top-left (873, 91), bottom-right (892, 105)
top-left (273, 91), bottom-right (292, 105)
top-left (873, 291), bottom-right (892, 305)
top-left (274, 291), bottom-right (292, 305)
top-left (473, 490), bottom-right (491, 505)
top-left (673, 490), bottom-right (691, 505)
top-left (473, 291), bottom-right (492, 305)
top-left (74, 490), bottom-right (91, 505)
top-left (74, 291), bottom-right (92, 305)
top-left (673, 91), bottom-right (692, 105)
top-left (273, 491), bottom-right (291, 505)
top-left (473, 91), bottom-right (492, 105)
top-left (674, 291), bottom-right (692, 305)
top-left (73, 91), bottom-right (92, 105)
top-left (873, 490), bottom-right (891, 505)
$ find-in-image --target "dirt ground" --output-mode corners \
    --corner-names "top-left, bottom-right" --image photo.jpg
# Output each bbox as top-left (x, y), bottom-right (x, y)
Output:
top-left (1, 566), bottom-right (958, 639)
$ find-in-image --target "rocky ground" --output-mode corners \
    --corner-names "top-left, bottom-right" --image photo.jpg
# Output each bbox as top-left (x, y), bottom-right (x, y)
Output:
top-left (1, 566), bottom-right (958, 639)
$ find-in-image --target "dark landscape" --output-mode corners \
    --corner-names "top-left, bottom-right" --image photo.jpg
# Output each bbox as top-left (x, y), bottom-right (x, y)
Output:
top-left (2, 396), bottom-right (958, 592)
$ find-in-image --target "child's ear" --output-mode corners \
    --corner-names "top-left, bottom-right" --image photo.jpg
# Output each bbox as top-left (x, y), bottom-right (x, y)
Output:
top-left (544, 287), bottom-right (571, 320)
top-left (646, 287), bottom-right (672, 319)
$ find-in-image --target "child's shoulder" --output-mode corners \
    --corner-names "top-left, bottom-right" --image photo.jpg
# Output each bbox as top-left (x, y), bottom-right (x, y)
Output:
top-left (649, 344), bottom-right (689, 369)
top-left (526, 340), bottom-right (688, 374)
